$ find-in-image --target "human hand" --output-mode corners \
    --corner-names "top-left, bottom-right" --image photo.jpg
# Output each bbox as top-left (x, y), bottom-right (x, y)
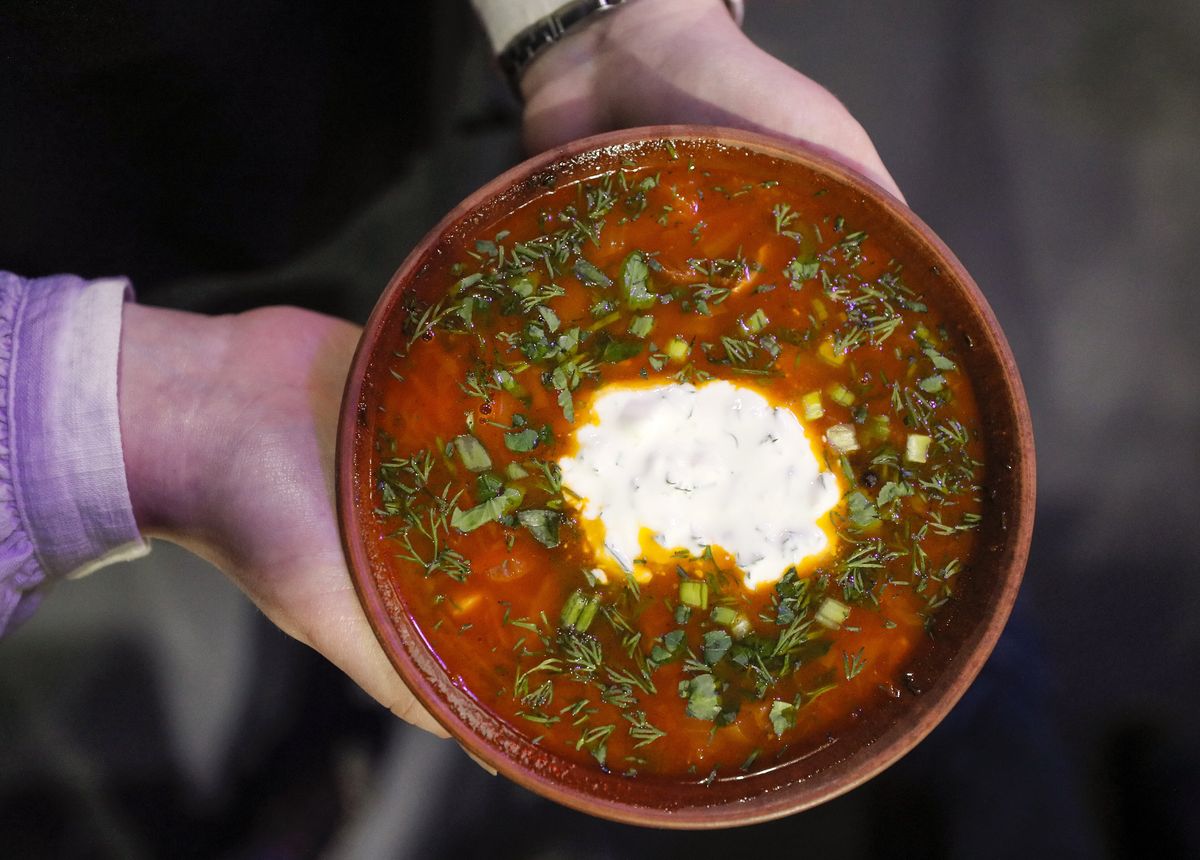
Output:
top-left (118, 303), bottom-right (446, 737)
top-left (520, 0), bottom-right (902, 200)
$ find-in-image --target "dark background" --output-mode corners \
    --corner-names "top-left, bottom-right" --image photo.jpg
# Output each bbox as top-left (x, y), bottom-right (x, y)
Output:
top-left (2, 1), bottom-right (1197, 857)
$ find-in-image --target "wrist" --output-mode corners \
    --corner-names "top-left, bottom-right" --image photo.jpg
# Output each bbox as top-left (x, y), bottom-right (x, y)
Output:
top-left (118, 303), bottom-right (229, 542)
top-left (119, 303), bottom-right (362, 579)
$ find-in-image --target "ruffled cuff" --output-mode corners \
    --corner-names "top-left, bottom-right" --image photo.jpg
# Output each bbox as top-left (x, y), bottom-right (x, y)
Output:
top-left (0, 272), bottom-right (149, 637)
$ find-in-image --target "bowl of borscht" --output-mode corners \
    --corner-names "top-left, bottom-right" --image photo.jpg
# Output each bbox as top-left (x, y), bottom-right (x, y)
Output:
top-left (336, 126), bottom-right (1035, 827)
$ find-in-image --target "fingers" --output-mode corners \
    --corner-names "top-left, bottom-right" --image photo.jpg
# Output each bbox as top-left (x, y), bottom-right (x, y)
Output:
top-left (279, 572), bottom-right (451, 739)
top-left (735, 58), bottom-right (906, 202)
top-left (520, 0), bottom-right (904, 201)
top-left (386, 686), bottom-right (450, 739)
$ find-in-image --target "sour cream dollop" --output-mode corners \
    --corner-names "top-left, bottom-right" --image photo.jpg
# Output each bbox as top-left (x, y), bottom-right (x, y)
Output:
top-left (557, 381), bottom-right (841, 589)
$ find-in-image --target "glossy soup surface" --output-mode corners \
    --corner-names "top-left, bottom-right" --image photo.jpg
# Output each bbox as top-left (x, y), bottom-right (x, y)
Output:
top-left (367, 140), bottom-right (985, 780)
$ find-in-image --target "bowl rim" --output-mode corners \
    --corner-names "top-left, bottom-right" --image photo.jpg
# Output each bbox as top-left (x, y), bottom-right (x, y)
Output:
top-left (336, 124), bottom-right (1036, 828)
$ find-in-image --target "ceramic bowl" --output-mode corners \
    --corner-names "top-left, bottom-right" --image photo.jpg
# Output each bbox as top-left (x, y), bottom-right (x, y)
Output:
top-left (336, 126), bottom-right (1035, 827)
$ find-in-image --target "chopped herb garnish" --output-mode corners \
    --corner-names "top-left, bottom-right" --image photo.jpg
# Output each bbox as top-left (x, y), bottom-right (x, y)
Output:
top-left (504, 428), bottom-right (540, 452)
top-left (620, 251), bottom-right (656, 309)
top-left (702, 629), bottom-right (733, 664)
top-left (451, 486), bottom-right (522, 533)
top-left (628, 315), bottom-right (654, 338)
top-left (683, 674), bottom-right (722, 721)
top-left (843, 648), bottom-right (867, 680)
top-left (768, 700), bottom-right (796, 736)
top-left (518, 509), bottom-right (561, 548)
top-left (846, 491), bottom-right (880, 529)
top-left (624, 711), bottom-right (666, 748)
top-left (377, 140), bottom-right (987, 780)
top-left (452, 434), bottom-right (492, 472)
top-left (574, 257), bottom-right (612, 287)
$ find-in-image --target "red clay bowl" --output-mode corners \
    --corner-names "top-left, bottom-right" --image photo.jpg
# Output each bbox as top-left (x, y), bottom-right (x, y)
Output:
top-left (337, 126), bottom-right (1035, 827)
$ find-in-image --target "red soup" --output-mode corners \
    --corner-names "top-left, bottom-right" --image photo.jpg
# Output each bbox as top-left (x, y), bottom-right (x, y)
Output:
top-left (364, 139), bottom-right (984, 781)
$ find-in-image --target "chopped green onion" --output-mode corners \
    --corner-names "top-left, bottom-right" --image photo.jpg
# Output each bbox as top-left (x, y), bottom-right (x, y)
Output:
top-left (826, 423), bottom-right (859, 453)
top-left (905, 433), bottom-right (932, 463)
top-left (576, 594), bottom-right (601, 632)
top-left (588, 311), bottom-right (621, 332)
top-left (708, 606), bottom-right (753, 640)
top-left (866, 414), bottom-right (891, 442)
top-left (665, 336), bottom-right (690, 362)
top-left (710, 606), bottom-right (738, 626)
top-left (561, 589), bottom-right (601, 632)
top-left (802, 390), bottom-right (824, 420)
top-left (818, 338), bottom-right (845, 366)
top-left (560, 589), bottom-right (587, 628)
top-left (828, 382), bottom-right (856, 407)
top-left (730, 614), bottom-right (753, 640)
top-left (679, 580), bottom-right (708, 609)
top-left (505, 462), bottom-right (530, 480)
top-left (815, 597), bottom-right (852, 630)
top-left (743, 308), bottom-right (769, 334)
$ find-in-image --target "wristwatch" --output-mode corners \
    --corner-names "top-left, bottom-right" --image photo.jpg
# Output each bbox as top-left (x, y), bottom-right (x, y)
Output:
top-left (498, 0), bottom-right (745, 99)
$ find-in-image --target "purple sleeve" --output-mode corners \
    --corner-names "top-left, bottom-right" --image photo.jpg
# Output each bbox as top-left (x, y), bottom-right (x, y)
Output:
top-left (0, 272), bottom-right (148, 637)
